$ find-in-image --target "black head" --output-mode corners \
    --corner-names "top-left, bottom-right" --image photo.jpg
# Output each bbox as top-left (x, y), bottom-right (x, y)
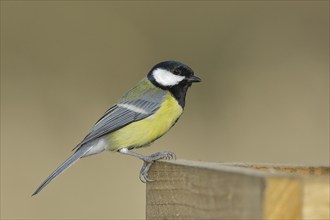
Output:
top-left (147, 61), bottom-right (201, 107)
top-left (147, 61), bottom-right (201, 89)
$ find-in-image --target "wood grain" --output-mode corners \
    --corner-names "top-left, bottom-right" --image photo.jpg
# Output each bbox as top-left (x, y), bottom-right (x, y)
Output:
top-left (146, 160), bottom-right (329, 220)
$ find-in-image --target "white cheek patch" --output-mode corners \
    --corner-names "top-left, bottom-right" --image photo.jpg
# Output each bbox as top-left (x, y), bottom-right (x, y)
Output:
top-left (152, 68), bottom-right (185, 86)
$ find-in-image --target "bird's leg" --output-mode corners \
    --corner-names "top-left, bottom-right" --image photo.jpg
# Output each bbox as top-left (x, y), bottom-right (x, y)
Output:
top-left (139, 161), bottom-right (153, 182)
top-left (118, 148), bottom-right (176, 183)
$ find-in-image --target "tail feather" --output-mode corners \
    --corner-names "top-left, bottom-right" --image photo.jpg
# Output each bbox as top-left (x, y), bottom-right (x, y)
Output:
top-left (32, 145), bottom-right (91, 196)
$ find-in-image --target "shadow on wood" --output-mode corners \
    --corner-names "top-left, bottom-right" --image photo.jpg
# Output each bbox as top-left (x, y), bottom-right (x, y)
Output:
top-left (146, 160), bottom-right (329, 220)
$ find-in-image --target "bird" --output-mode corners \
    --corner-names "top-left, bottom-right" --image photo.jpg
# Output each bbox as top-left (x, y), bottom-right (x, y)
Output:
top-left (32, 61), bottom-right (201, 196)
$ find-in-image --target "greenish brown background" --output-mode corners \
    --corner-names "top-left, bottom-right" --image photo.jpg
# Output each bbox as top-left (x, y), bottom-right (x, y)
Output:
top-left (1, 1), bottom-right (329, 219)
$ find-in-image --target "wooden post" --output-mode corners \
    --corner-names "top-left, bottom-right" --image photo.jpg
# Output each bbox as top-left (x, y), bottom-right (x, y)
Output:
top-left (146, 160), bottom-right (329, 220)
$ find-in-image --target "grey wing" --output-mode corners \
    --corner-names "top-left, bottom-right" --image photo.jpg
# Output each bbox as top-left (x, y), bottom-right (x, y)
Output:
top-left (73, 88), bottom-right (166, 151)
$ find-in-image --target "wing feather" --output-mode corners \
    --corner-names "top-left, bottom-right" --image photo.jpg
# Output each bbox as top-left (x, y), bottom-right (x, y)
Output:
top-left (73, 81), bottom-right (166, 151)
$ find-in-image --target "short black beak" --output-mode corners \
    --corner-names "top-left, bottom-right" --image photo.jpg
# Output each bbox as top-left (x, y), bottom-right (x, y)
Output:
top-left (187, 75), bottom-right (202, 83)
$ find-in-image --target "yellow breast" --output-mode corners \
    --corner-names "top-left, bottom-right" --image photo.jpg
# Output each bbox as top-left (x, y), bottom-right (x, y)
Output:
top-left (107, 92), bottom-right (183, 151)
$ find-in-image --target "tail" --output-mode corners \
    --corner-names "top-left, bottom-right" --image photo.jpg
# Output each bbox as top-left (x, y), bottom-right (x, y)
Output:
top-left (32, 145), bottom-right (92, 196)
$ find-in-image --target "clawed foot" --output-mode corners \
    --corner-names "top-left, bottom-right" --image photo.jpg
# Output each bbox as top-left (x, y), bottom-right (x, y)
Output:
top-left (139, 151), bottom-right (176, 183)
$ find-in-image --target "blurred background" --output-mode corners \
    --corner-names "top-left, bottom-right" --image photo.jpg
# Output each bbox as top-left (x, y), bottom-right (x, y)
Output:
top-left (1, 1), bottom-right (329, 219)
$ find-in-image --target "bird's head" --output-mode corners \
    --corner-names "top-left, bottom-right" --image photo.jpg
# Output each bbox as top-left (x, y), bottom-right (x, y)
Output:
top-left (147, 61), bottom-right (201, 89)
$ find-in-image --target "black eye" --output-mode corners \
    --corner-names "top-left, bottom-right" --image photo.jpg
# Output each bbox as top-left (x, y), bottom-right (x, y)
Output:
top-left (173, 68), bottom-right (181, 75)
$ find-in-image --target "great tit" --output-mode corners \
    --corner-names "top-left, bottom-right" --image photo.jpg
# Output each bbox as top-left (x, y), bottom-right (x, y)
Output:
top-left (32, 61), bottom-right (201, 196)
